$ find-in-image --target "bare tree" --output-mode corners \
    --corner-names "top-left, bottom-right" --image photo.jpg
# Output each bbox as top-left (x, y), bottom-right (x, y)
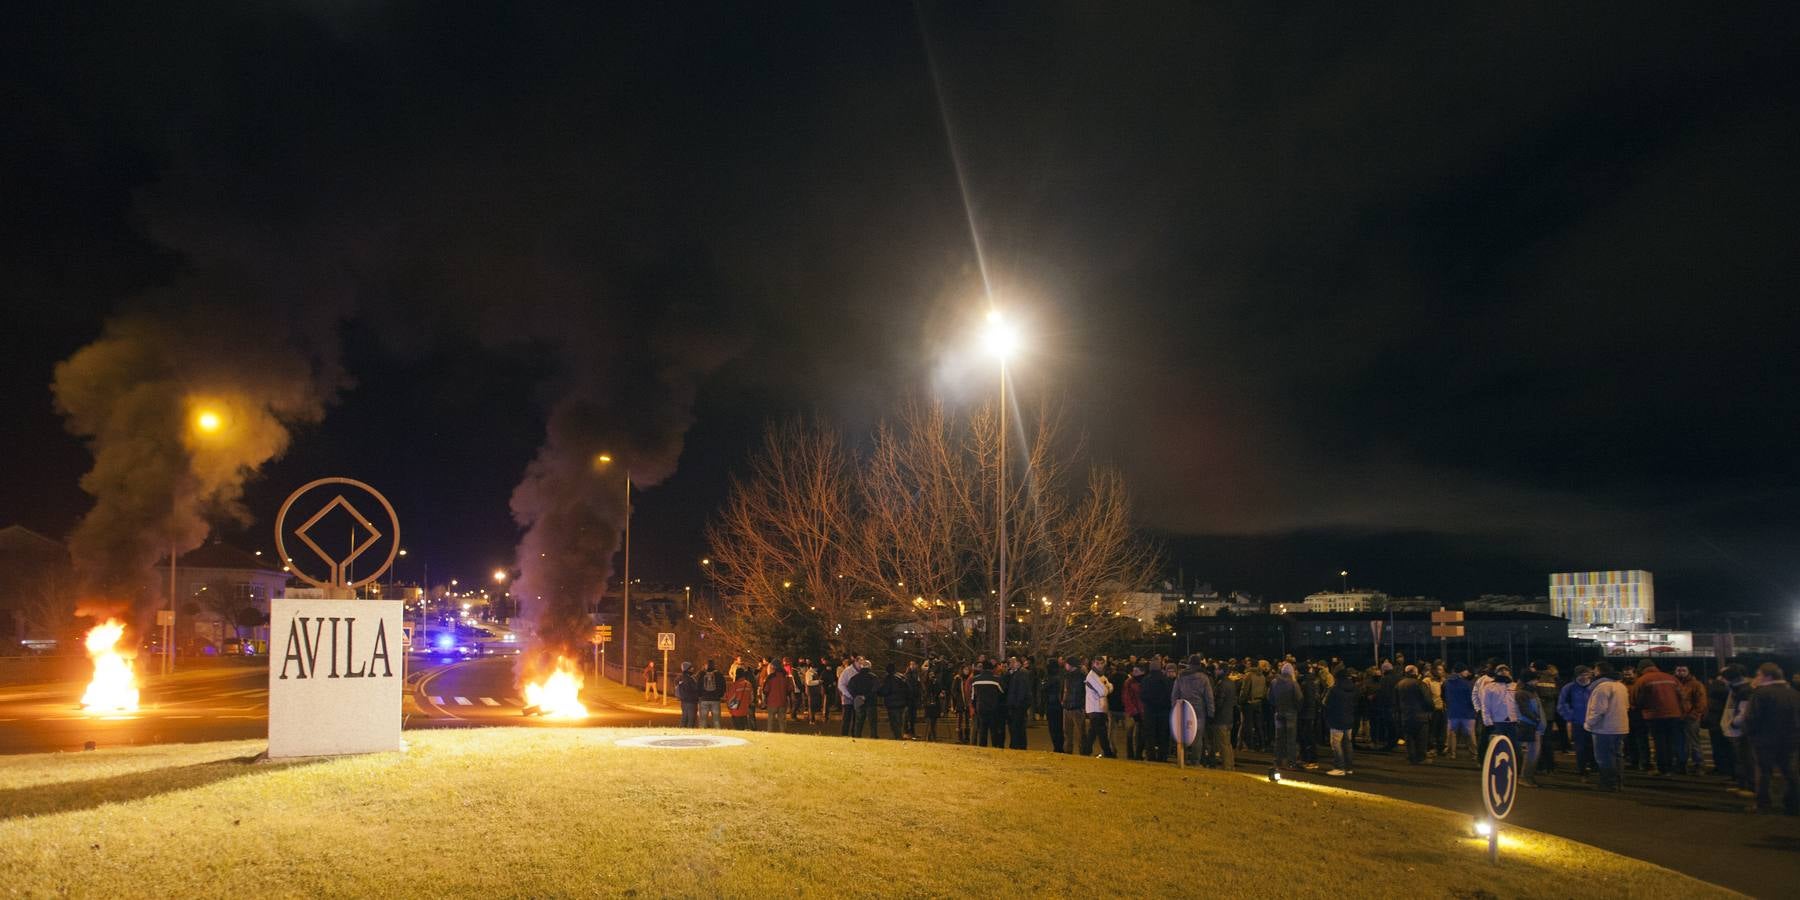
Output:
top-left (704, 419), bottom-right (884, 659)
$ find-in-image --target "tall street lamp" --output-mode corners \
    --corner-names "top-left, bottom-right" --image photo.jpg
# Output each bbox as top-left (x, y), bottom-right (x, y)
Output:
top-left (596, 453), bottom-right (631, 685)
top-left (169, 405), bottom-right (227, 675)
top-left (981, 309), bottom-right (1020, 658)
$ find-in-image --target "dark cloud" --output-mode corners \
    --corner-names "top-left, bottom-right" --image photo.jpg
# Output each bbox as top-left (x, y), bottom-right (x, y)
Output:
top-left (4, 3), bottom-right (1797, 616)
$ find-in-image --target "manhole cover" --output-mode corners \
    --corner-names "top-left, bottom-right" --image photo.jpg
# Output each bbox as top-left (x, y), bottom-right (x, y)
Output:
top-left (614, 734), bottom-right (748, 750)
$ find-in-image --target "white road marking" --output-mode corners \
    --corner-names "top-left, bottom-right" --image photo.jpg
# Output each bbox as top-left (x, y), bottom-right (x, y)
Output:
top-left (480, 697), bottom-right (500, 706)
top-left (430, 696), bottom-right (445, 705)
top-left (454, 696), bottom-right (473, 706)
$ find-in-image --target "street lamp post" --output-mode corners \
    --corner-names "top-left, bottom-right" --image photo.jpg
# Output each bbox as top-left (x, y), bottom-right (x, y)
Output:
top-left (981, 310), bottom-right (1019, 658)
top-left (596, 454), bottom-right (631, 686)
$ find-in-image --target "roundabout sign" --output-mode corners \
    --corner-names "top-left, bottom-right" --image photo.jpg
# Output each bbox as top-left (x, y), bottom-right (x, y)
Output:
top-left (1479, 734), bottom-right (1518, 862)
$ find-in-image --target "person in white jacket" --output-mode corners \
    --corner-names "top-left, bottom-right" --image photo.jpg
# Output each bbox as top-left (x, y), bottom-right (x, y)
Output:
top-left (1584, 662), bottom-right (1630, 792)
top-left (1081, 658), bottom-right (1116, 757)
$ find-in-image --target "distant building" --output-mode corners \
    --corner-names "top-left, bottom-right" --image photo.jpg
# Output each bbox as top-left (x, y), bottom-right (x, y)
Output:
top-left (1466, 594), bottom-right (1552, 615)
top-left (0, 525), bottom-right (75, 648)
top-left (1302, 590), bottom-right (1388, 613)
top-left (1568, 624), bottom-right (1692, 657)
top-left (1385, 595), bottom-right (1442, 613)
top-left (1549, 570), bottom-right (1654, 627)
top-left (157, 542), bottom-right (291, 649)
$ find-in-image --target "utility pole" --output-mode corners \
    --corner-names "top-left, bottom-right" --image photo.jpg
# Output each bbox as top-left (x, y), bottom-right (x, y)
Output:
top-left (622, 470), bottom-right (631, 687)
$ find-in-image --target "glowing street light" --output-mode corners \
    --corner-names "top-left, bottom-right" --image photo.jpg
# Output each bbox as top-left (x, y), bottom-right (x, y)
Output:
top-left (194, 409), bottom-right (223, 433)
top-left (493, 569), bottom-right (507, 583)
top-left (978, 308), bottom-right (1022, 657)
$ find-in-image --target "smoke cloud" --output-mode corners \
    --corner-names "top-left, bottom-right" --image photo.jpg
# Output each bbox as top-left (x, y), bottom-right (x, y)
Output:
top-left (52, 270), bottom-right (345, 616)
top-left (45, 4), bottom-right (739, 664)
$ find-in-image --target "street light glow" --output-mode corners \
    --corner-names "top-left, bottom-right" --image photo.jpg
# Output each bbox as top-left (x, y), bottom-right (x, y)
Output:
top-left (493, 569), bottom-right (507, 583)
top-left (194, 410), bottom-right (223, 433)
top-left (981, 310), bottom-right (1020, 360)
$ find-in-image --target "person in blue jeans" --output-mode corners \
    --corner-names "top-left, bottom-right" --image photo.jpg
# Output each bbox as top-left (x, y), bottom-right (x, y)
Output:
top-left (1584, 662), bottom-right (1631, 792)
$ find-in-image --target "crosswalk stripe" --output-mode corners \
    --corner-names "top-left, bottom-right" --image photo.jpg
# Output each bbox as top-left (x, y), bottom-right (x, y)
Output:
top-left (480, 697), bottom-right (500, 706)
top-left (506, 697), bottom-right (522, 706)
top-left (454, 696), bottom-right (473, 706)
top-left (430, 696), bottom-right (445, 705)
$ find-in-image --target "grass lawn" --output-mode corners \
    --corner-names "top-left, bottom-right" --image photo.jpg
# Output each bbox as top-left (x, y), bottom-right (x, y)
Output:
top-left (0, 728), bottom-right (1735, 899)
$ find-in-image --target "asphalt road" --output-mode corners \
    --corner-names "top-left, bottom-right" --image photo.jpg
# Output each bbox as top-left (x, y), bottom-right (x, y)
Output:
top-left (0, 656), bottom-right (677, 756)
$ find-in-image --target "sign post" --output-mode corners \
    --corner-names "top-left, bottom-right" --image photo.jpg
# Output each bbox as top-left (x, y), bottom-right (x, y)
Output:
top-left (1480, 733), bottom-right (1518, 863)
top-left (269, 477), bottom-right (403, 758)
top-left (1171, 699), bottom-right (1198, 768)
top-left (1431, 609), bottom-right (1465, 663)
top-left (1370, 620), bottom-right (1384, 666)
top-left (658, 632), bottom-right (676, 706)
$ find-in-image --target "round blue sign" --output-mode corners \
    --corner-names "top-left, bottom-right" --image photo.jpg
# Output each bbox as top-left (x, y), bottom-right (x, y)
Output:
top-left (1482, 734), bottom-right (1517, 820)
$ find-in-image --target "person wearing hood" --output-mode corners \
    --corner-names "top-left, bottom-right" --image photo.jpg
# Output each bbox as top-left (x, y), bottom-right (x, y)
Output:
top-left (1584, 662), bottom-right (1630, 792)
top-left (1396, 665), bottom-right (1434, 765)
top-left (1558, 666), bottom-right (1596, 779)
top-left (1477, 664), bottom-right (1520, 754)
top-left (1269, 661), bottom-right (1303, 770)
top-left (1170, 654), bottom-right (1215, 764)
top-left (1324, 668), bottom-right (1360, 775)
top-left (1207, 661), bottom-right (1237, 769)
top-left (674, 661), bottom-right (700, 728)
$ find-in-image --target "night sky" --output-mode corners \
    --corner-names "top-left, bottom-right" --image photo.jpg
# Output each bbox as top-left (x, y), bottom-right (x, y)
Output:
top-left (5, 5), bottom-right (1798, 618)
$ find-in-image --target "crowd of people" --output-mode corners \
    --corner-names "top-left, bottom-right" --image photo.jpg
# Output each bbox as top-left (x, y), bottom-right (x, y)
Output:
top-left (657, 650), bottom-right (1800, 815)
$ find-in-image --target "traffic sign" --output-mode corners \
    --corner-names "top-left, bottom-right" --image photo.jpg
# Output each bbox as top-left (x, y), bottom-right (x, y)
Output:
top-left (657, 632), bottom-right (675, 651)
top-left (1483, 734), bottom-right (1517, 820)
top-left (1431, 625), bottom-right (1466, 638)
top-left (1430, 610), bottom-right (1465, 624)
top-left (591, 625), bottom-right (613, 645)
top-left (1170, 699), bottom-right (1198, 767)
top-left (1480, 733), bottom-right (1518, 863)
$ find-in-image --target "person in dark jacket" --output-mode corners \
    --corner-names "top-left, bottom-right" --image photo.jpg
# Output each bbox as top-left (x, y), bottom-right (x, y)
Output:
top-left (674, 661), bottom-right (700, 728)
top-left (1443, 666), bottom-right (1477, 761)
top-left (848, 660), bottom-right (881, 738)
top-left (1298, 664), bottom-right (1322, 766)
top-left (1207, 663), bottom-right (1237, 769)
top-left (877, 662), bottom-right (910, 739)
top-left (1705, 671), bottom-right (1735, 778)
top-left (1040, 657), bottom-right (1066, 752)
top-left (1374, 663), bottom-right (1401, 751)
top-left (1269, 662), bottom-right (1302, 769)
top-left (1006, 656), bottom-right (1035, 750)
top-left (1139, 660), bottom-right (1173, 762)
top-left (1169, 655), bottom-right (1214, 763)
top-left (1746, 662), bottom-right (1799, 815)
top-left (1060, 660), bottom-right (1086, 756)
top-left (969, 661), bottom-right (1006, 747)
top-left (1324, 670), bottom-right (1359, 775)
top-left (698, 659), bottom-right (727, 729)
top-left (1396, 665), bottom-right (1434, 765)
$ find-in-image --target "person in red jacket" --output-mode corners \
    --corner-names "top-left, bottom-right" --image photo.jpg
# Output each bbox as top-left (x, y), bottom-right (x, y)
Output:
top-left (1632, 661), bottom-right (1684, 775)
top-left (724, 669), bottom-right (755, 730)
top-left (1122, 666), bottom-right (1145, 760)
top-left (763, 662), bottom-right (795, 733)
top-left (1673, 665), bottom-right (1708, 775)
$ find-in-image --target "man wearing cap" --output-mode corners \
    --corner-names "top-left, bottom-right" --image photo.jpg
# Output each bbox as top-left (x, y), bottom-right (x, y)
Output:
top-left (1170, 654), bottom-right (1215, 764)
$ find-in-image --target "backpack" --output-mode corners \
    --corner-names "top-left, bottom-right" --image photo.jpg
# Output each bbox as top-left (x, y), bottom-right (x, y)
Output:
top-left (703, 670), bottom-right (722, 693)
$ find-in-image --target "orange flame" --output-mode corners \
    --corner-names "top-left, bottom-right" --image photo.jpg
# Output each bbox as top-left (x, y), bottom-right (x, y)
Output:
top-left (523, 656), bottom-right (587, 720)
top-left (80, 619), bottom-right (140, 713)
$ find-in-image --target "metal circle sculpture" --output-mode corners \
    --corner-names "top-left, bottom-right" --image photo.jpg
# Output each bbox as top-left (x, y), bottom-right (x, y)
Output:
top-left (613, 734), bottom-right (748, 750)
top-left (274, 477), bottom-right (401, 590)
